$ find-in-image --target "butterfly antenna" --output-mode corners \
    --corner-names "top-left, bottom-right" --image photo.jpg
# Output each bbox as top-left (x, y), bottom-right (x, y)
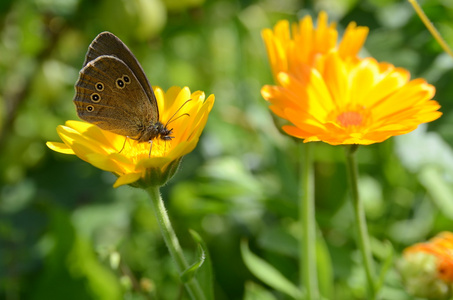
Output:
top-left (164, 99), bottom-right (192, 127)
top-left (166, 113), bottom-right (190, 124)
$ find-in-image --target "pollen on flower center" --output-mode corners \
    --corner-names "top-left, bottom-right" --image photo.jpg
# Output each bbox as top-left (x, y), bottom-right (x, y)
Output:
top-left (337, 111), bottom-right (363, 127)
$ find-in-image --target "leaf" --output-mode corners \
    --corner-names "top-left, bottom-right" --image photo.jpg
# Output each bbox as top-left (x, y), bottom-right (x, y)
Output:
top-left (316, 229), bottom-right (334, 300)
top-left (183, 229), bottom-right (215, 300)
top-left (375, 240), bottom-right (394, 294)
top-left (180, 244), bottom-right (205, 283)
top-left (419, 166), bottom-right (453, 220)
top-left (240, 239), bottom-right (303, 299)
top-left (244, 281), bottom-right (278, 300)
top-left (31, 207), bottom-right (121, 300)
top-left (395, 124), bottom-right (453, 173)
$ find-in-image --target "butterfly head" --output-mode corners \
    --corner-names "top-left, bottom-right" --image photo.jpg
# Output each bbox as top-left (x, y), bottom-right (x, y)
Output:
top-left (138, 121), bottom-right (173, 143)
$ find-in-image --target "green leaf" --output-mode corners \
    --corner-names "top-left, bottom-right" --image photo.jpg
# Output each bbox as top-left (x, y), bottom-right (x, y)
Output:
top-left (183, 229), bottom-right (215, 300)
top-left (240, 239), bottom-right (303, 299)
top-left (316, 230), bottom-right (334, 300)
top-left (375, 240), bottom-right (394, 294)
top-left (31, 207), bottom-right (121, 300)
top-left (419, 166), bottom-right (453, 220)
top-left (244, 281), bottom-right (278, 300)
top-left (180, 244), bottom-right (205, 283)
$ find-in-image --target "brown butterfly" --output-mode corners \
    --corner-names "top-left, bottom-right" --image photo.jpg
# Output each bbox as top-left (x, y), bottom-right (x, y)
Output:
top-left (73, 32), bottom-right (173, 143)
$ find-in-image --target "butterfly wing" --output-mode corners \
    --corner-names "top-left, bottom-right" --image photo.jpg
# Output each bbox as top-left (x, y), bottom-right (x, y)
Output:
top-left (82, 31), bottom-right (159, 117)
top-left (74, 55), bottom-right (156, 140)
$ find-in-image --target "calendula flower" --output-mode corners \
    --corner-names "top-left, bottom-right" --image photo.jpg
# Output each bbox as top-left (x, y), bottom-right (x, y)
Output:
top-left (261, 12), bottom-right (442, 145)
top-left (399, 232), bottom-right (453, 299)
top-left (47, 86), bottom-right (214, 188)
top-left (405, 232), bottom-right (453, 283)
top-left (262, 11), bottom-right (369, 82)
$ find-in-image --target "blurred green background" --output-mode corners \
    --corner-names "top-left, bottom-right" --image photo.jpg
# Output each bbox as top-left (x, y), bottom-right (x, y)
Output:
top-left (1, 0), bottom-right (453, 299)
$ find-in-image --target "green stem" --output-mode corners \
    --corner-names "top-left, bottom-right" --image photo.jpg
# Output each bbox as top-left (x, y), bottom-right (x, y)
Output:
top-left (146, 186), bottom-right (205, 300)
top-left (408, 0), bottom-right (453, 58)
top-left (300, 143), bottom-right (319, 300)
top-left (345, 145), bottom-right (376, 299)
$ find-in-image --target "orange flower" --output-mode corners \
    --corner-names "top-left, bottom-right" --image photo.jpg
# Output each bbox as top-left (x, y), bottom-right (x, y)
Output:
top-left (262, 11), bottom-right (368, 82)
top-left (261, 12), bottom-right (442, 145)
top-left (405, 232), bottom-right (453, 283)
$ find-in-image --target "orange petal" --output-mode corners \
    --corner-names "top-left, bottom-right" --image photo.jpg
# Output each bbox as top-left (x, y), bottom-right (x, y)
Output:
top-left (338, 22), bottom-right (369, 58)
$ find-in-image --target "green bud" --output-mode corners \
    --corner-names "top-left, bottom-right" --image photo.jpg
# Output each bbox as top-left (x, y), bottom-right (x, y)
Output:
top-left (132, 157), bottom-right (182, 188)
top-left (398, 252), bottom-right (453, 299)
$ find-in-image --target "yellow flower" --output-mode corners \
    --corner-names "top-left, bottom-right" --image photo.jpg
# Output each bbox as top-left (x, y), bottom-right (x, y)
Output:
top-left (47, 86), bottom-right (214, 188)
top-left (261, 12), bottom-right (442, 145)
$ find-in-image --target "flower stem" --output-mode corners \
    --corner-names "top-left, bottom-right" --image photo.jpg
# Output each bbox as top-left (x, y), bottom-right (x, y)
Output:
top-left (299, 143), bottom-right (319, 300)
top-left (345, 145), bottom-right (376, 298)
top-left (146, 186), bottom-right (205, 300)
top-left (408, 0), bottom-right (453, 58)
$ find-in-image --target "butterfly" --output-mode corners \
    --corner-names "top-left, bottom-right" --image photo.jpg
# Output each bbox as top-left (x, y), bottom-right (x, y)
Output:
top-left (73, 32), bottom-right (173, 144)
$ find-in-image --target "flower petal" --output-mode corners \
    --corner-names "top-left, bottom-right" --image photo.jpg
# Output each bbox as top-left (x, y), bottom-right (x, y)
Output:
top-left (338, 22), bottom-right (369, 59)
top-left (85, 153), bottom-right (126, 173)
top-left (114, 172), bottom-right (143, 188)
top-left (136, 156), bottom-right (173, 170)
top-left (46, 142), bottom-right (75, 154)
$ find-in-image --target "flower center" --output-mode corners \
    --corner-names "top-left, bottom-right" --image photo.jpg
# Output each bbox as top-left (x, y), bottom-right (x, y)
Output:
top-left (336, 111), bottom-right (363, 128)
top-left (121, 138), bottom-right (170, 160)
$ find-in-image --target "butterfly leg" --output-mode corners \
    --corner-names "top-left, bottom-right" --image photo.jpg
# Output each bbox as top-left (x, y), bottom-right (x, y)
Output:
top-left (119, 136), bottom-right (128, 153)
top-left (148, 140), bottom-right (153, 158)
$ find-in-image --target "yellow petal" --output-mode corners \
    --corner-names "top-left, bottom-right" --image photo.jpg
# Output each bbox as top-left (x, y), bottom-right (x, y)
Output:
top-left (172, 139), bottom-right (198, 159)
top-left (350, 58), bottom-right (380, 105)
top-left (322, 52), bottom-right (350, 108)
top-left (71, 120), bottom-right (129, 151)
top-left (57, 125), bottom-right (113, 155)
top-left (154, 86), bottom-right (166, 113)
top-left (305, 69), bottom-right (336, 119)
top-left (136, 156), bottom-right (173, 170)
top-left (172, 86), bottom-right (191, 109)
top-left (85, 153), bottom-right (126, 173)
top-left (417, 110), bottom-right (442, 123)
top-left (65, 120), bottom-right (93, 132)
top-left (373, 80), bottom-right (436, 120)
top-left (366, 67), bottom-right (410, 108)
top-left (114, 172), bottom-right (143, 188)
top-left (46, 142), bottom-right (75, 154)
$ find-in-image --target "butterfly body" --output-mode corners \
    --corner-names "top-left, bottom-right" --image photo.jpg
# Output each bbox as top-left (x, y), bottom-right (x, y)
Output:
top-left (74, 32), bottom-right (173, 142)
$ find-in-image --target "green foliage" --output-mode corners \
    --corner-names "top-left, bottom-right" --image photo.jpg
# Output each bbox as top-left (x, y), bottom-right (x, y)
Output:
top-left (188, 229), bottom-right (215, 299)
top-left (241, 239), bottom-right (303, 299)
top-left (1, 0), bottom-right (453, 299)
top-left (31, 207), bottom-right (121, 300)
